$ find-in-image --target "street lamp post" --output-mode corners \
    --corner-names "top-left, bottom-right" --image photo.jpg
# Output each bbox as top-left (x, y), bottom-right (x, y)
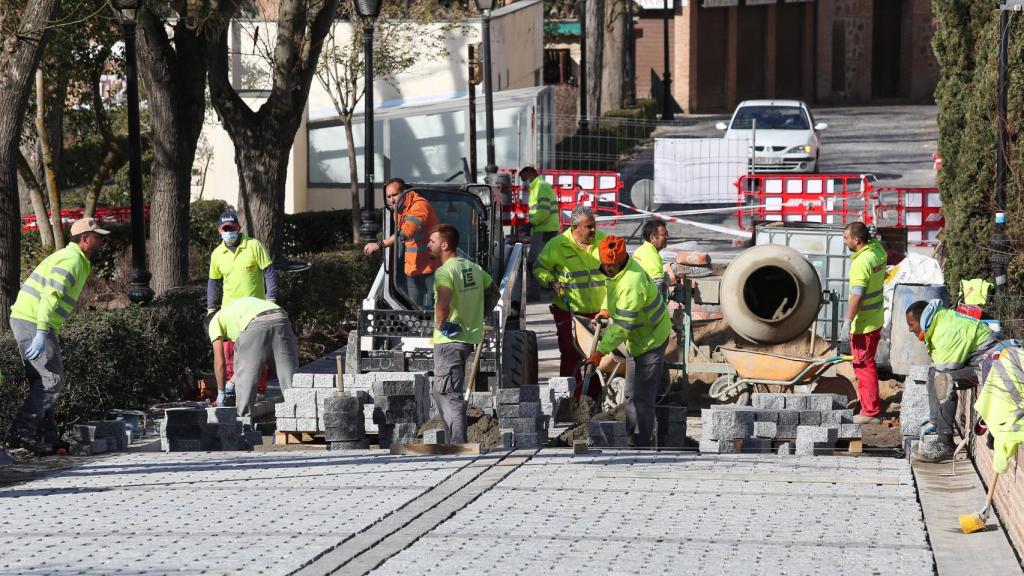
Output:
top-left (661, 0), bottom-right (673, 121)
top-left (475, 0), bottom-right (497, 176)
top-left (113, 0), bottom-right (153, 304)
top-left (356, 0), bottom-right (384, 244)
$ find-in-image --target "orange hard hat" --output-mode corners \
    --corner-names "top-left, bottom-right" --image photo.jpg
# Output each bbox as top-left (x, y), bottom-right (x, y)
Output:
top-left (599, 236), bottom-right (628, 266)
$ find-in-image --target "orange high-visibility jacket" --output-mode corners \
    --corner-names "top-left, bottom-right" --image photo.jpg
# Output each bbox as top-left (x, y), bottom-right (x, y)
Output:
top-left (397, 190), bottom-right (440, 276)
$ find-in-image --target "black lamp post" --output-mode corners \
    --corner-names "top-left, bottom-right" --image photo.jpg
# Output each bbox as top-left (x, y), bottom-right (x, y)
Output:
top-left (661, 0), bottom-right (673, 121)
top-left (113, 0), bottom-right (153, 304)
top-left (356, 0), bottom-right (383, 244)
top-left (475, 0), bottom-right (497, 176)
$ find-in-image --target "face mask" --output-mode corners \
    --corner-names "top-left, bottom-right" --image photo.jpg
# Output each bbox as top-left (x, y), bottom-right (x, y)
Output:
top-left (916, 330), bottom-right (926, 342)
top-left (221, 231), bottom-right (240, 245)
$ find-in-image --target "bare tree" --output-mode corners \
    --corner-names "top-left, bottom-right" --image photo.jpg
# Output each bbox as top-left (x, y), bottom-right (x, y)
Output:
top-left (314, 1), bottom-right (455, 241)
top-left (35, 67), bottom-right (65, 249)
top-left (207, 0), bottom-right (339, 257)
top-left (0, 0), bottom-right (61, 327)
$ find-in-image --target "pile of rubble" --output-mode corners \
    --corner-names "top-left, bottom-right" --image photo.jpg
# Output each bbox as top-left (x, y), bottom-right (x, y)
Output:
top-left (700, 393), bottom-right (861, 455)
top-left (160, 407), bottom-right (262, 452)
top-left (497, 385), bottom-right (547, 449)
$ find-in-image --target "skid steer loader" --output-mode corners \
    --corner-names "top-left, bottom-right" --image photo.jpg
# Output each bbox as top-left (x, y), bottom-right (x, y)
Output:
top-left (345, 179), bottom-right (539, 392)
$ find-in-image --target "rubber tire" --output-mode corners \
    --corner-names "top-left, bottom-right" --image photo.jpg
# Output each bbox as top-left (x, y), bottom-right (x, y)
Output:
top-left (720, 244), bottom-right (822, 344)
top-left (501, 329), bottom-right (529, 389)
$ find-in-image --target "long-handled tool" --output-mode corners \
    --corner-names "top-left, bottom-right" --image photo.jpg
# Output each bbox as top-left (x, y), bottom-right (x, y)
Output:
top-left (464, 325), bottom-right (493, 398)
top-left (959, 473), bottom-right (999, 534)
top-left (579, 317), bottom-right (606, 398)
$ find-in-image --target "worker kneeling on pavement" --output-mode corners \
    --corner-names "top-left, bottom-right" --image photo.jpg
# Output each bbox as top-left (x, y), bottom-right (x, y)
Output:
top-left (207, 297), bottom-right (299, 417)
top-left (430, 224), bottom-right (499, 444)
top-left (533, 206), bottom-right (607, 397)
top-left (906, 299), bottom-right (999, 462)
top-left (7, 218), bottom-right (108, 455)
top-left (587, 235), bottom-right (671, 447)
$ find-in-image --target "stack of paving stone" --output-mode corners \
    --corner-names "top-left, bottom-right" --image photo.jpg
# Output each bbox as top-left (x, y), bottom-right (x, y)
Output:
top-left (655, 405), bottom-right (688, 448)
top-left (497, 385), bottom-right (547, 448)
top-left (160, 407), bottom-right (261, 452)
top-left (324, 396), bottom-right (368, 450)
top-left (340, 372), bottom-right (431, 435)
top-left (700, 393), bottom-right (861, 455)
top-left (584, 420), bottom-right (627, 447)
top-left (902, 365), bottom-right (941, 457)
top-left (275, 372), bottom-right (350, 433)
top-left (372, 379), bottom-right (429, 448)
top-left (547, 377), bottom-right (574, 423)
top-left (69, 420), bottom-right (130, 456)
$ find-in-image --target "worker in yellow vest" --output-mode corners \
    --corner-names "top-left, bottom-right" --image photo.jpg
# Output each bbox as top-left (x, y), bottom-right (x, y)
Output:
top-left (7, 218), bottom-right (108, 455)
top-left (842, 222), bottom-right (887, 424)
top-left (207, 297), bottom-right (299, 417)
top-left (632, 218), bottom-right (669, 296)
top-left (587, 236), bottom-right (672, 447)
top-left (207, 210), bottom-right (276, 405)
top-left (520, 166), bottom-right (560, 300)
top-left (533, 206), bottom-right (607, 397)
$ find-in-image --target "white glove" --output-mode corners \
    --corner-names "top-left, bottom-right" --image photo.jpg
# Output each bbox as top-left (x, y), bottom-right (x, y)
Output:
top-left (840, 318), bottom-right (852, 338)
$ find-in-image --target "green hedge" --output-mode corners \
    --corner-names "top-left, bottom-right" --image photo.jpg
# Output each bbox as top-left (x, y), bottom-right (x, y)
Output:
top-left (554, 99), bottom-right (659, 171)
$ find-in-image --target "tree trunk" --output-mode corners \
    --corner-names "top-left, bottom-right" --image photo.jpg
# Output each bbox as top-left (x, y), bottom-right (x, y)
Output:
top-left (85, 52), bottom-right (123, 218)
top-left (0, 0), bottom-right (61, 328)
top-left (16, 150), bottom-right (54, 250)
top-left (601, 0), bottom-right (624, 111)
top-left (137, 8), bottom-right (208, 295)
top-left (35, 67), bottom-right (64, 248)
top-left (207, 0), bottom-right (339, 257)
top-left (585, 0), bottom-right (605, 119)
top-left (343, 114), bottom-right (360, 243)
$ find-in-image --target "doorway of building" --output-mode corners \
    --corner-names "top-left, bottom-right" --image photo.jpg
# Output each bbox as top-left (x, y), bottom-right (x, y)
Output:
top-left (872, 0), bottom-right (903, 99)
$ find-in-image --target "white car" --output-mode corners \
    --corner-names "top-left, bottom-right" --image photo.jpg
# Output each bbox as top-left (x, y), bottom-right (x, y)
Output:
top-left (716, 100), bottom-right (827, 173)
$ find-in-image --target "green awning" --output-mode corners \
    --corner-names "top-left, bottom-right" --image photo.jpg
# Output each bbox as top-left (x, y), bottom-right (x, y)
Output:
top-left (544, 21), bottom-right (581, 37)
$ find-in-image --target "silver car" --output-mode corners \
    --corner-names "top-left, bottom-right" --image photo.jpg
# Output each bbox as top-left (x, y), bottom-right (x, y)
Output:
top-left (717, 100), bottom-right (827, 173)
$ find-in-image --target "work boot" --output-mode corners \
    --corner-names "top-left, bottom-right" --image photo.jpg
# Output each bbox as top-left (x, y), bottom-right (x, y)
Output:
top-left (7, 433), bottom-right (55, 456)
top-left (912, 434), bottom-right (955, 463)
top-left (0, 448), bottom-right (15, 466)
top-left (853, 414), bottom-right (881, 425)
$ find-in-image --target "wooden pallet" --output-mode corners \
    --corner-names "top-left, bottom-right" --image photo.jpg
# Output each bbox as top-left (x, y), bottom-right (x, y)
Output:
top-left (733, 437), bottom-right (863, 455)
top-left (274, 431), bottom-right (327, 447)
top-left (390, 443), bottom-right (482, 456)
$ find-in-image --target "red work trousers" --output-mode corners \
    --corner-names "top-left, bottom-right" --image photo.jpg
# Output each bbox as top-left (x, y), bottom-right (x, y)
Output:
top-left (224, 340), bottom-right (269, 394)
top-left (850, 328), bottom-right (881, 418)
top-left (550, 305), bottom-right (600, 400)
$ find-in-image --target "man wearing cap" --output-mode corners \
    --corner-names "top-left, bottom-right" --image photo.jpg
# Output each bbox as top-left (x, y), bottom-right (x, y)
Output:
top-left (587, 235), bottom-right (671, 447)
top-left (428, 224), bottom-right (499, 443)
top-left (6, 218), bottom-right (108, 455)
top-left (207, 297), bottom-right (299, 417)
top-left (208, 210), bottom-right (276, 406)
top-left (519, 166), bottom-right (559, 300)
top-left (364, 178), bottom-right (440, 308)
top-left (533, 206), bottom-right (607, 397)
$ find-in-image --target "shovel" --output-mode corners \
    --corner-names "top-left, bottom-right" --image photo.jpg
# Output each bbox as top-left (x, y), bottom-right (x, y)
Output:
top-left (579, 317), bottom-right (606, 398)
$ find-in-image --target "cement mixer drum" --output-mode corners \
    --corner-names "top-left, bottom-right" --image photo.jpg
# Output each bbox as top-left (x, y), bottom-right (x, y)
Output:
top-left (720, 244), bottom-right (822, 344)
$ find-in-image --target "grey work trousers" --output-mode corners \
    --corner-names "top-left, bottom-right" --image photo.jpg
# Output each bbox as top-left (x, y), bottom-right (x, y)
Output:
top-left (625, 338), bottom-right (668, 447)
top-left (234, 314), bottom-right (299, 417)
top-left (527, 230), bottom-right (557, 300)
top-left (9, 318), bottom-right (65, 439)
top-left (927, 365), bottom-right (981, 436)
top-left (432, 342), bottom-right (473, 444)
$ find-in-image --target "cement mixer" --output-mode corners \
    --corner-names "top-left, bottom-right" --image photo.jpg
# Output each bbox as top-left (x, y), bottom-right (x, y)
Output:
top-left (670, 244), bottom-right (845, 405)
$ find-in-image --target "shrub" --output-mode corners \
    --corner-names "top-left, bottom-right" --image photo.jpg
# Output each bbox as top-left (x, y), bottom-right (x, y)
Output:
top-left (0, 285), bottom-right (209, 438)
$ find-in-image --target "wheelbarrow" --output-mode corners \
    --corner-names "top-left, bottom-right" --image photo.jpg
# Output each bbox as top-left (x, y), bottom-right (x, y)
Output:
top-left (571, 315), bottom-right (628, 398)
top-left (708, 346), bottom-right (850, 406)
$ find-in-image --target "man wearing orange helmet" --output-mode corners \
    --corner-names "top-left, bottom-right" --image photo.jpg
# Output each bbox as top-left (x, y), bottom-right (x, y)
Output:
top-left (587, 235), bottom-right (672, 447)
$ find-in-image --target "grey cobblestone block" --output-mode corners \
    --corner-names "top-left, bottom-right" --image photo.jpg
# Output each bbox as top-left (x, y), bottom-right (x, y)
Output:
top-left (274, 403), bottom-right (296, 418)
top-left (776, 425), bottom-right (798, 439)
top-left (799, 411), bottom-right (821, 426)
top-left (806, 394), bottom-right (845, 412)
top-left (699, 438), bottom-right (737, 454)
top-left (328, 439), bottom-right (370, 450)
top-left (518, 385), bottom-right (540, 403)
top-left (752, 393), bottom-right (787, 410)
top-left (822, 409), bottom-right (854, 425)
top-left (501, 417), bottom-right (545, 434)
top-left (752, 421), bottom-right (778, 438)
top-left (378, 423), bottom-right (419, 448)
top-left (294, 418), bottom-right (318, 431)
top-left (323, 411), bottom-right (362, 428)
top-left (901, 377), bottom-right (930, 438)
top-left (276, 418), bottom-right (297, 432)
top-left (372, 378), bottom-right (421, 397)
top-left (290, 373), bottom-right (315, 387)
top-left (283, 388), bottom-right (317, 405)
top-left (217, 422), bottom-right (243, 438)
top-left (708, 409), bottom-right (753, 440)
top-left (468, 392), bottom-right (494, 411)
top-left (753, 410), bottom-right (779, 423)
top-left (313, 373), bottom-right (337, 388)
top-left (423, 428), bottom-right (447, 444)
top-left (324, 396), bottom-right (362, 413)
top-left (206, 407), bottom-right (237, 424)
top-left (838, 423), bottom-right (863, 439)
top-left (742, 437), bottom-right (771, 453)
top-left (374, 394), bottom-right (416, 412)
top-left (656, 406), bottom-right (687, 448)
top-left (497, 404), bottom-right (521, 418)
top-left (295, 403), bottom-right (318, 419)
top-left (519, 402), bottom-right (542, 418)
top-left (514, 432), bottom-right (545, 449)
top-left (500, 429), bottom-right (514, 449)
top-left (162, 408), bottom-right (206, 427)
top-left (496, 388), bottom-right (521, 405)
top-left (784, 395), bottom-right (809, 410)
top-left (796, 426), bottom-right (838, 445)
top-left (777, 442), bottom-right (793, 455)
top-left (324, 423), bottom-right (364, 442)
top-left (777, 410), bottom-right (799, 427)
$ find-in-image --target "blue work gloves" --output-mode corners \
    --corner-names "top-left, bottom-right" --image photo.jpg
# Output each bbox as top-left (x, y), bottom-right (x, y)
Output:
top-left (25, 330), bottom-right (47, 361)
top-left (216, 389), bottom-right (227, 407)
top-left (439, 321), bottom-right (463, 338)
top-left (216, 382), bottom-right (236, 407)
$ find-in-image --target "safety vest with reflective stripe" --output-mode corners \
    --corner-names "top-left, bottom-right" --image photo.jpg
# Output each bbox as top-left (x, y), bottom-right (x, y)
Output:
top-left (397, 191), bottom-right (440, 277)
top-left (533, 228), bottom-right (608, 314)
top-left (528, 177), bottom-right (559, 233)
top-left (976, 347), bottom-right (1024, 473)
top-left (924, 309), bottom-right (996, 371)
top-left (598, 258), bottom-right (672, 357)
top-left (632, 241), bottom-right (664, 282)
top-left (848, 239), bottom-right (887, 334)
top-left (10, 242), bottom-right (91, 334)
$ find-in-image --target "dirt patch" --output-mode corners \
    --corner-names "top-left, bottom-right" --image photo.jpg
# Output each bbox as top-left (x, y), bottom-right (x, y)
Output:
top-left (556, 403), bottom-right (627, 446)
top-left (417, 406), bottom-right (501, 448)
top-left (555, 396), bottom-right (599, 424)
top-left (861, 421), bottom-right (902, 449)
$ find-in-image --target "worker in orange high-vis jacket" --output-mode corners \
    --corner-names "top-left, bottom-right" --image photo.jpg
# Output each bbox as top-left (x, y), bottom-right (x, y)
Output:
top-left (364, 177), bottom-right (441, 308)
